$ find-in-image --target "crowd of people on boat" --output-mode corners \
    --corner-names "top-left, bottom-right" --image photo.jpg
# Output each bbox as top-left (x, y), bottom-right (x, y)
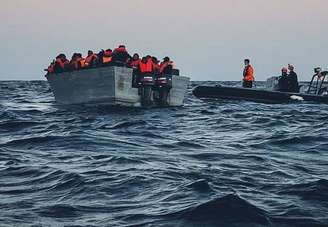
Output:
top-left (242, 59), bottom-right (299, 92)
top-left (45, 45), bottom-right (175, 76)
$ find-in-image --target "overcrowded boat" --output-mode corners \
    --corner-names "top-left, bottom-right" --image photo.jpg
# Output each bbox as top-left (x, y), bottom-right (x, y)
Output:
top-left (45, 45), bottom-right (190, 107)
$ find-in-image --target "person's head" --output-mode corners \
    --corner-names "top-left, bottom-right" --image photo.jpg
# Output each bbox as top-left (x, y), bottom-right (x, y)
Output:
top-left (145, 55), bottom-right (152, 60)
top-left (133, 53), bottom-right (139, 60)
top-left (141, 57), bottom-right (147, 63)
top-left (244, 59), bottom-right (250, 66)
top-left (314, 67), bottom-right (322, 74)
top-left (71, 53), bottom-right (78, 60)
top-left (106, 49), bottom-right (112, 53)
top-left (152, 56), bottom-right (158, 63)
top-left (77, 53), bottom-right (82, 58)
top-left (281, 67), bottom-right (288, 76)
top-left (288, 64), bottom-right (294, 71)
top-left (56, 54), bottom-right (64, 59)
top-left (88, 50), bottom-right (93, 56)
top-left (163, 56), bottom-right (170, 62)
top-left (119, 45), bottom-right (126, 49)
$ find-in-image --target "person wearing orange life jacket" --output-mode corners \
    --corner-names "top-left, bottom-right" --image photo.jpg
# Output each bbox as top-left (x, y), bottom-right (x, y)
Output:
top-left (139, 56), bottom-right (153, 74)
top-left (151, 56), bottom-right (160, 74)
top-left (102, 49), bottom-right (112, 65)
top-left (45, 60), bottom-right (55, 74)
top-left (54, 54), bottom-right (69, 73)
top-left (68, 53), bottom-right (79, 71)
top-left (75, 53), bottom-right (85, 69)
top-left (111, 45), bottom-right (131, 66)
top-left (85, 50), bottom-right (98, 68)
top-left (242, 59), bottom-right (255, 88)
top-left (160, 57), bottom-right (174, 74)
top-left (129, 53), bottom-right (141, 69)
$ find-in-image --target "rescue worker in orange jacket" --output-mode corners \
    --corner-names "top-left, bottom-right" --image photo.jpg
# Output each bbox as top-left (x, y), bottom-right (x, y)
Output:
top-left (129, 53), bottom-right (141, 69)
top-left (160, 57), bottom-right (174, 74)
top-left (242, 59), bottom-right (255, 88)
top-left (85, 50), bottom-right (98, 68)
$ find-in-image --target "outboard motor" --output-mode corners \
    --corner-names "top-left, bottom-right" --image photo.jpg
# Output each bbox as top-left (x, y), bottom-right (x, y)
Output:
top-left (138, 74), bottom-right (154, 106)
top-left (154, 75), bottom-right (172, 106)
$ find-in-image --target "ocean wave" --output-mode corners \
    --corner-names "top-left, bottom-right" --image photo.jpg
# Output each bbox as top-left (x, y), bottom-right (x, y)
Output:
top-left (279, 179), bottom-right (328, 203)
top-left (1, 81), bottom-right (328, 226)
top-left (176, 194), bottom-right (270, 225)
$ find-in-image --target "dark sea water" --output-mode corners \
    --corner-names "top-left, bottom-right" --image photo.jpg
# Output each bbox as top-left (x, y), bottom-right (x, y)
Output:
top-left (0, 80), bottom-right (327, 227)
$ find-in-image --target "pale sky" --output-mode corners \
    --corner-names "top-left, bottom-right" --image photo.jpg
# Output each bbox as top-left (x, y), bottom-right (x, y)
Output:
top-left (0, 0), bottom-right (327, 81)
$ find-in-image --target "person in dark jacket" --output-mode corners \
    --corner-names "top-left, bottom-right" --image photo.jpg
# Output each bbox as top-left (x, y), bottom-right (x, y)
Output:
top-left (278, 67), bottom-right (289, 92)
top-left (111, 45), bottom-right (131, 66)
top-left (287, 64), bottom-right (299, 92)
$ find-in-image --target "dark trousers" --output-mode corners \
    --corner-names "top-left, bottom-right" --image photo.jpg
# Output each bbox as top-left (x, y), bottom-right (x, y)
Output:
top-left (243, 80), bottom-right (253, 88)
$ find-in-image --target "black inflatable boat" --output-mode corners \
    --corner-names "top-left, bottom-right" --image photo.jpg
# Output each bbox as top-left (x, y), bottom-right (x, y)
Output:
top-left (193, 71), bottom-right (328, 104)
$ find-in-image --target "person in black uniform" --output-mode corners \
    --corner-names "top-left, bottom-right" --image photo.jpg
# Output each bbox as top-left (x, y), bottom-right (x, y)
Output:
top-left (278, 67), bottom-right (289, 92)
top-left (287, 64), bottom-right (299, 93)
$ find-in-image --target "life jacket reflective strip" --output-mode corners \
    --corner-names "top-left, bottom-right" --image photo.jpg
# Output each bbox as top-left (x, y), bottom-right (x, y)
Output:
top-left (103, 56), bottom-right (112, 63)
top-left (85, 54), bottom-right (98, 66)
top-left (243, 65), bottom-right (254, 81)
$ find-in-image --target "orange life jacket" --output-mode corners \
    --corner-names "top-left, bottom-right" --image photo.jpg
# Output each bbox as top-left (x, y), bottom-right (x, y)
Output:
top-left (243, 65), bottom-right (255, 81)
top-left (103, 56), bottom-right (112, 64)
top-left (85, 54), bottom-right (98, 66)
top-left (114, 47), bottom-right (127, 53)
top-left (47, 64), bottom-right (54, 74)
top-left (152, 62), bottom-right (160, 73)
top-left (130, 59), bottom-right (140, 68)
top-left (55, 58), bottom-right (65, 69)
top-left (79, 58), bottom-right (86, 68)
top-left (139, 59), bottom-right (153, 73)
top-left (102, 50), bottom-right (112, 64)
top-left (146, 59), bottom-right (153, 72)
top-left (74, 57), bottom-right (85, 69)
